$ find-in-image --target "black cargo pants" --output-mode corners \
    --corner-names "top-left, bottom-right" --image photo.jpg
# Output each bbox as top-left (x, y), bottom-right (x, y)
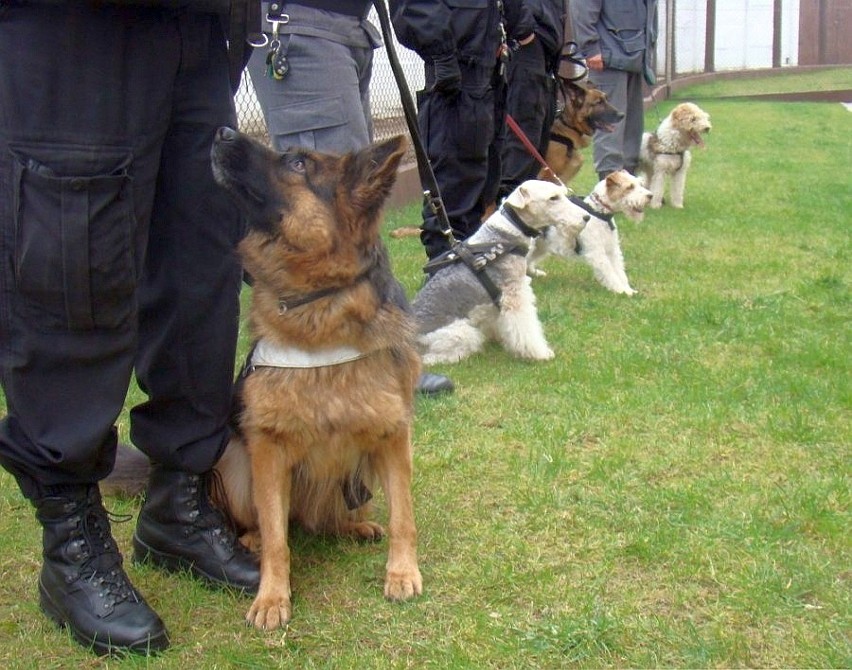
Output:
top-left (499, 38), bottom-right (557, 201)
top-left (417, 61), bottom-right (506, 260)
top-left (0, 4), bottom-right (244, 499)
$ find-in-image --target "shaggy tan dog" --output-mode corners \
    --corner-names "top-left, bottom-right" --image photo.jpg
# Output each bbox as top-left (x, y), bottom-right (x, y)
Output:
top-left (638, 102), bottom-right (712, 209)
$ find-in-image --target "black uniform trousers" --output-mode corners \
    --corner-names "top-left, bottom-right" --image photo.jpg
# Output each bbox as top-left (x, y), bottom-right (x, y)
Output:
top-left (0, 5), bottom-right (244, 500)
top-left (418, 61), bottom-right (506, 260)
top-left (499, 38), bottom-right (557, 201)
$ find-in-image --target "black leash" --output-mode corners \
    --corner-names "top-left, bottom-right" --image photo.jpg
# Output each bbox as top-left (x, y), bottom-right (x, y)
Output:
top-left (371, 0), bottom-right (455, 245)
top-left (372, 0), bottom-right (505, 303)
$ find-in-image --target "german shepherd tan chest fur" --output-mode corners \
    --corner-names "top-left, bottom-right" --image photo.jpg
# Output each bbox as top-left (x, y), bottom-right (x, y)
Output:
top-left (211, 128), bottom-right (422, 630)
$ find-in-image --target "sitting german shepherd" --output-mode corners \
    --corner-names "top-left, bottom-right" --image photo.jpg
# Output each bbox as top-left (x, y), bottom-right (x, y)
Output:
top-left (542, 80), bottom-right (623, 185)
top-left (210, 128), bottom-right (422, 629)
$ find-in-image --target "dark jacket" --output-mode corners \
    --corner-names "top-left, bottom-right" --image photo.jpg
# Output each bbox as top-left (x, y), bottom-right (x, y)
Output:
top-left (570, 0), bottom-right (657, 75)
top-left (390, 0), bottom-right (535, 67)
top-left (525, 0), bottom-right (565, 58)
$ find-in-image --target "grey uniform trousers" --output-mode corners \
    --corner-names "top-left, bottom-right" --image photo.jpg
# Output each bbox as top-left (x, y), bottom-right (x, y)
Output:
top-left (588, 67), bottom-right (646, 176)
top-left (247, 4), bottom-right (379, 153)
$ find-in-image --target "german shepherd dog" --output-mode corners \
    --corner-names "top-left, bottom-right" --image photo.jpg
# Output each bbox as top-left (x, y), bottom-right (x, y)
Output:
top-left (210, 128), bottom-right (422, 629)
top-left (542, 80), bottom-right (623, 185)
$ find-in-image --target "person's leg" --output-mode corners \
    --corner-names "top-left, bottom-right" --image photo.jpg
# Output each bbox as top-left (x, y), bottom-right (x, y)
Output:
top-left (499, 39), bottom-right (553, 200)
top-left (622, 71), bottom-right (646, 174)
top-left (0, 5), bottom-right (179, 653)
top-left (419, 63), bottom-right (495, 258)
top-left (130, 13), bottom-right (259, 592)
top-left (130, 14), bottom-right (242, 474)
top-left (588, 68), bottom-right (628, 178)
top-left (249, 35), bottom-right (372, 153)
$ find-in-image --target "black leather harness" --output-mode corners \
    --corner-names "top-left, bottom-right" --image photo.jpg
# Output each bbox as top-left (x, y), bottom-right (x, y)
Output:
top-left (422, 203), bottom-right (541, 307)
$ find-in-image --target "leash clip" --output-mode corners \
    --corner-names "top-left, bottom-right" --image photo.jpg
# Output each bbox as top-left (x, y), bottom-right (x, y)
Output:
top-left (266, 2), bottom-right (290, 41)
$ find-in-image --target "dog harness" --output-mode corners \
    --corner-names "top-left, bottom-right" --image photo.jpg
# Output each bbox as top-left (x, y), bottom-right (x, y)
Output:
top-left (570, 194), bottom-right (615, 231)
top-left (248, 338), bottom-right (367, 370)
top-left (422, 202), bottom-right (541, 307)
top-left (241, 270), bottom-right (373, 369)
top-left (647, 132), bottom-right (687, 169)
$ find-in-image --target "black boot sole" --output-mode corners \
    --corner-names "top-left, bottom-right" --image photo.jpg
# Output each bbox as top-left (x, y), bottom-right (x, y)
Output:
top-left (38, 578), bottom-right (169, 656)
top-left (132, 532), bottom-right (258, 595)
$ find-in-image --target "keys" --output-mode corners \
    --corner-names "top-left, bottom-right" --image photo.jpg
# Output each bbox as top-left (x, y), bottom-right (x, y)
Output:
top-left (265, 6), bottom-right (290, 80)
top-left (266, 41), bottom-right (289, 80)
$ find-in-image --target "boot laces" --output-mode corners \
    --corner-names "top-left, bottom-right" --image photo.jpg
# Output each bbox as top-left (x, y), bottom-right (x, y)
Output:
top-left (78, 505), bottom-right (137, 610)
top-left (187, 471), bottom-right (241, 551)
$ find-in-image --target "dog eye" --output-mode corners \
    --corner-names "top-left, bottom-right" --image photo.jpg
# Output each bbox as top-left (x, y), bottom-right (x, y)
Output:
top-left (281, 154), bottom-right (307, 174)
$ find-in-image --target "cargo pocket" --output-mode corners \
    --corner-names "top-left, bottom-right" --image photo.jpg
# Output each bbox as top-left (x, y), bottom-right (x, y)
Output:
top-left (603, 30), bottom-right (646, 73)
top-left (454, 87), bottom-right (493, 161)
top-left (266, 95), bottom-right (347, 150)
top-left (11, 144), bottom-right (137, 331)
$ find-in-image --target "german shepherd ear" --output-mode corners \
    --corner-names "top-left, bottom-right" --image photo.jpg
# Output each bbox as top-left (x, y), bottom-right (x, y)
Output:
top-left (565, 80), bottom-right (586, 106)
top-left (346, 135), bottom-right (408, 214)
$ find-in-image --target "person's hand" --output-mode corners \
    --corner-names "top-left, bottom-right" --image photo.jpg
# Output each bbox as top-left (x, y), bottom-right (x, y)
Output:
top-left (432, 54), bottom-right (461, 96)
top-left (587, 53), bottom-right (604, 71)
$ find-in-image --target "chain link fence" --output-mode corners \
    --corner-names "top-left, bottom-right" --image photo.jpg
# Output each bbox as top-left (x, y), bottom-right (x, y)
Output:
top-left (235, 6), bottom-right (420, 153)
top-left (235, 1), bottom-right (840, 150)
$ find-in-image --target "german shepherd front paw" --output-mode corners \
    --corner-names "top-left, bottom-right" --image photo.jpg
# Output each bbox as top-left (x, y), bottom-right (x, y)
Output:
top-left (246, 593), bottom-right (292, 630)
top-left (384, 566), bottom-right (423, 601)
top-left (341, 520), bottom-right (385, 541)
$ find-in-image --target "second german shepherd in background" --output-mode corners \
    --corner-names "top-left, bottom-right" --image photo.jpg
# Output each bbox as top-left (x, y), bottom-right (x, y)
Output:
top-left (211, 128), bottom-right (422, 630)
top-left (542, 80), bottom-right (623, 185)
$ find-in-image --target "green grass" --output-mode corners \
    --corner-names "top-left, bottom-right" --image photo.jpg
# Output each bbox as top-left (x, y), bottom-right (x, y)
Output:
top-left (1, 75), bottom-right (850, 667)
top-left (670, 65), bottom-right (852, 99)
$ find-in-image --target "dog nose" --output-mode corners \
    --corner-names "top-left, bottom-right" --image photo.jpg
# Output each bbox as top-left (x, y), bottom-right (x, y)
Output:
top-left (582, 214), bottom-right (590, 222)
top-left (216, 127), bottom-right (238, 142)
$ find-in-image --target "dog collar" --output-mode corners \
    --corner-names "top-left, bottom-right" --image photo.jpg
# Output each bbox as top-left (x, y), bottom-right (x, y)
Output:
top-left (277, 271), bottom-right (369, 314)
top-left (571, 194), bottom-right (615, 230)
top-left (250, 338), bottom-right (367, 369)
top-left (500, 203), bottom-right (542, 238)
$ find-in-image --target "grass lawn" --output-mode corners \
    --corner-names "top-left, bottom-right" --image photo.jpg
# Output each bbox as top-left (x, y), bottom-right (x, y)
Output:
top-left (0, 71), bottom-right (849, 668)
top-left (668, 65), bottom-right (852, 99)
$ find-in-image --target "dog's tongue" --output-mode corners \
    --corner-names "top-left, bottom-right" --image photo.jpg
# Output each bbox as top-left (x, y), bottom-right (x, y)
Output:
top-left (691, 131), bottom-right (706, 149)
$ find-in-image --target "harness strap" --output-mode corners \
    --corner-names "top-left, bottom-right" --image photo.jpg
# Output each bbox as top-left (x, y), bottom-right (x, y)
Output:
top-left (649, 132), bottom-right (686, 166)
top-left (570, 195), bottom-right (615, 231)
top-left (548, 134), bottom-right (576, 150)
top-left (424, 242), bottom-right (527, 307)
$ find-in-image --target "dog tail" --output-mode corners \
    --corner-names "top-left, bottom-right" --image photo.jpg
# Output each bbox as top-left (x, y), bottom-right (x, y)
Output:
top-left (100, 442), bottom-right (151, 498)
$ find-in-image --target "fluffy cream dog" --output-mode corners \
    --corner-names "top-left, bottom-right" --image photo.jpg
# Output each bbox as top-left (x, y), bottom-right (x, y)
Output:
top-left (527, 170), bottom-right (652, 295)
top-left (638, 102), bottom-right (711, 209)
top-left (412, 180), bottom-right (590, 365)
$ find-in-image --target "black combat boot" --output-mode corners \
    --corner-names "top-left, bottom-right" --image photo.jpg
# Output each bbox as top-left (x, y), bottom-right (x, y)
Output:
top-left (416, 372), bottom-right (455, 396)
top-left (36, 485), bottom-right (169, 655)
top-left (133, 466), bottom-right (259, 593)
